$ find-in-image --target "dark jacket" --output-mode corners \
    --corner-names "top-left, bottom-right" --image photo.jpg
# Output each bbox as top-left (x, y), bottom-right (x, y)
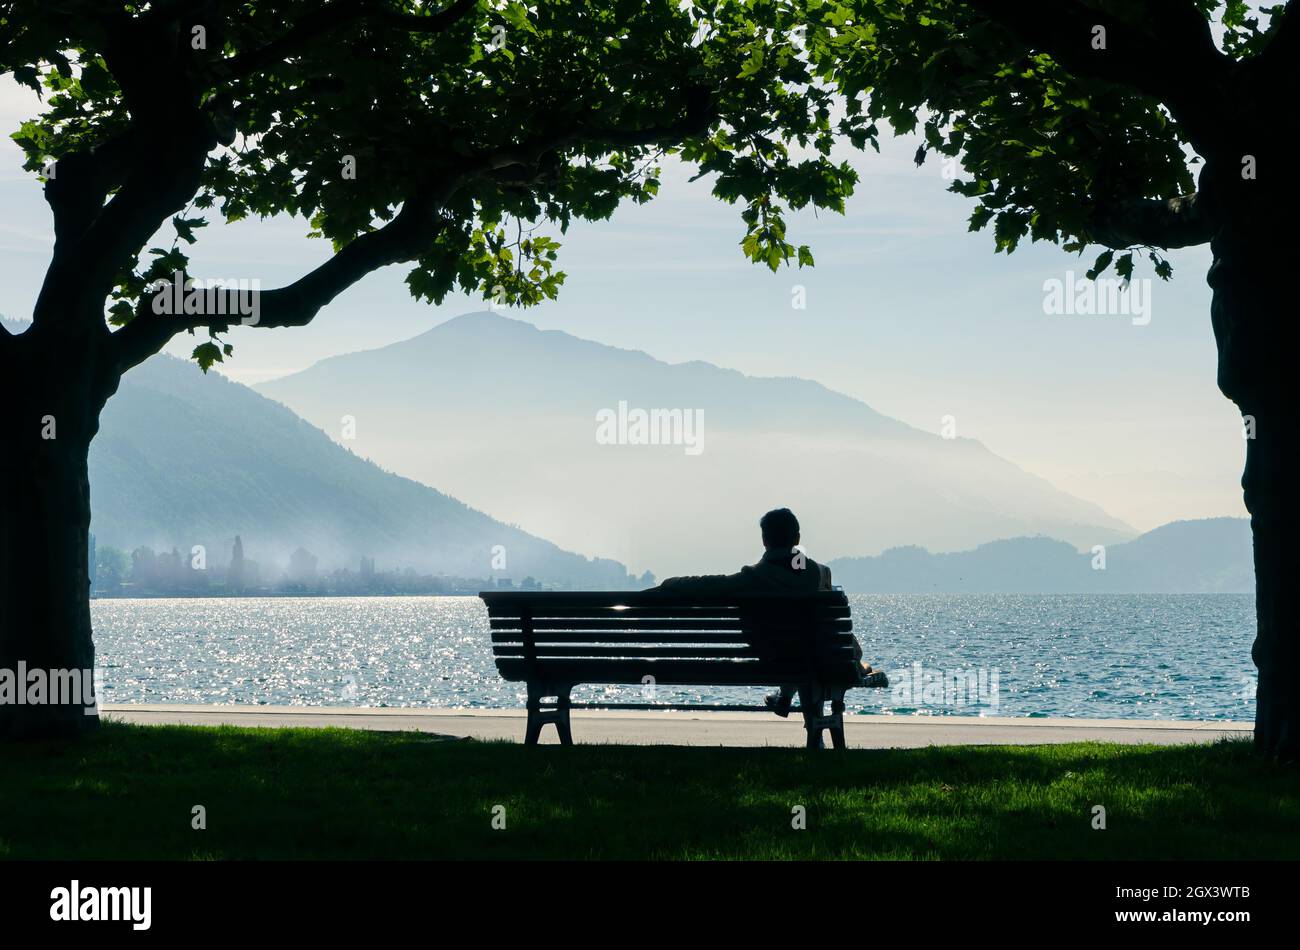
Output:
top-left (653, 547), bottom-right (834, 595)
top-left (651, 548), bottom-right (860, 667)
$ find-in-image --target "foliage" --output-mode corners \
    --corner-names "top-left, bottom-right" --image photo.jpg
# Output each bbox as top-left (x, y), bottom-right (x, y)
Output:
top-left (6, 1), bottom-right (1287, 357)
top-left (797, 0), bottom-right (1285, 279)
top-left (1, 0), bottom-right (857, 367)
top-left (92, 544), bottom-right (129, 590)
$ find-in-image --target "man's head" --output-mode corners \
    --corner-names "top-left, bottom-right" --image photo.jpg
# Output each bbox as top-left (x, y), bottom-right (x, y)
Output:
top-left (760, 508), bottom-right (800, 550)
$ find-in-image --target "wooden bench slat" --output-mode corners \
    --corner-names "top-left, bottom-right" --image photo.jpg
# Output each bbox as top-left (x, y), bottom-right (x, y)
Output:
top-left (480, 591), bottom-right (850, 609)
top-left (493, 631), bottom-right (750, 644)
top-left (493, 646), bottom-right (858, 659)
top-left (491, 617), bottom-right (739, 631)
top-left (495, 658), bottom-right (860, 686)
top-left (495, 645), bottom-right (765, 659)
top-left (489, 617), bottom-right (852, 632)
top-left (491, 647), bottom-right (857, 660)
top-left (490, 630), bottom-right (856, 645)
top-left (485, 605), bottom-right (852, 620)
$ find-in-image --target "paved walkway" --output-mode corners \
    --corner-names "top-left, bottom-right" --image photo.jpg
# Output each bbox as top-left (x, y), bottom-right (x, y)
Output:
top-left (102, 704), bottom-right (1253, 748)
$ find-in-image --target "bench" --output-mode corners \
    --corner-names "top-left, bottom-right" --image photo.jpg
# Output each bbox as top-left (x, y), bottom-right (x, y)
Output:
top-left (479, 589), bottom-right (863, 748)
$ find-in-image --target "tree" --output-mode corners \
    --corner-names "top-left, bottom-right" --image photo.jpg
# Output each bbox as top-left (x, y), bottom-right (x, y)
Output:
top-left (797, 0), bottom-right (1299, 756)
top-left (93, 544), bottom-right (129, 593)
top-left (0, 0), bottom-right (853, 736)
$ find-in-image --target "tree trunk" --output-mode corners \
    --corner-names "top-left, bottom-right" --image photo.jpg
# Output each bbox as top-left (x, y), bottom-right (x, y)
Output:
top-left (0, 328), bottom-right (105, 738)
top-left (1242, 411), bottom-right (1297, 759)
top-left (1208, 222), bottom-right (1300, 761)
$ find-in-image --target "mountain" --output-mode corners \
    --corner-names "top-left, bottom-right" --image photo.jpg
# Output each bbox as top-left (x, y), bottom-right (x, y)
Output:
top-left (86, 353), bottom-right (643, 587)
top-left (257, 311), bottom-right (1136, 576)
top-left (827, 518), bottom-right (1253, 593)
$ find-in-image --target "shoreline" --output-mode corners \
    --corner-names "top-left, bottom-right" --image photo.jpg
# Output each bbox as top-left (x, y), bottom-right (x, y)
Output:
top-left (102, 704), bottom-right (1254, 748)
top-left (90, 591), bottom-right (1257, 599)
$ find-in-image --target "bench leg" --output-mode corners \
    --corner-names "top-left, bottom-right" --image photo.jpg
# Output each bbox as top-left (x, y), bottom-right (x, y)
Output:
top-left (554, 716), bottom-right (573, 745)
top-left (830, 689), bottom-right (847, 750)
top-left (524, 709), bottom-right (543, 745)
top-left (554, 689), bottom-right (574, 745)
top-left (525, 681), bottom-right (545, 745)
top-left (800, 684), bottom-right (848, 749)
top-left (525, 682), bottom-right (574, 745)
top-left (800, 685), bottom-right (826, 749)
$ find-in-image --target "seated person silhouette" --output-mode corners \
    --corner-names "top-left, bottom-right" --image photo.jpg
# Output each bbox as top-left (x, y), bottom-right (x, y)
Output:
top-left (649, 507), bottom-right (887, 717)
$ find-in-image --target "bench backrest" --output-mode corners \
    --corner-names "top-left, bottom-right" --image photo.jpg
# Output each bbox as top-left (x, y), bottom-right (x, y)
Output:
top-left (479, 590), bottom-right (858, 687)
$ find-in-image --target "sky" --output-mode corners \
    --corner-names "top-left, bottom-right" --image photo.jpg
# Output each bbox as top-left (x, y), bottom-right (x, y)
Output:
top-left (0, 75), bottom-right (1247, 533)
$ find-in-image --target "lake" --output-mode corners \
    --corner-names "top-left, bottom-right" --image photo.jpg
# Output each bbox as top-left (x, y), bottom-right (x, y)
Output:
top-left (90, 593), bottom-right (1257, 720)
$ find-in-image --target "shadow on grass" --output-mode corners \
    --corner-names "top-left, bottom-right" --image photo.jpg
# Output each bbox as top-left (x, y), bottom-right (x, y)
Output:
top-left (0, 723), bottom-right (1294, 859)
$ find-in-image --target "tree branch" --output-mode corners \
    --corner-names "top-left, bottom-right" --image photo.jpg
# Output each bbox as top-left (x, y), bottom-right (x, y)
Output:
top-left (1089, 191), bottom-right (1215, 250)
top-left (33, 113), bottom-right (216, 324)
top-left (33, 10), bottom-right (233, 326)
top-left (107, 185), bottom-right (452, 373)
top-left (1253, 0), bottom-right (1300, 90)
top-left (42, 129), bottom-right (142, 249)
top-left (105, 86), bottom-right (718, 373)
top-left (1261, 0), bottom-right (1300, 55)
top-left (962, 0), bottom-right (1232, 158)
top-left (479, 86), bottom-right (716, 171)
top-left (214, 0), bottom-right (479, 83)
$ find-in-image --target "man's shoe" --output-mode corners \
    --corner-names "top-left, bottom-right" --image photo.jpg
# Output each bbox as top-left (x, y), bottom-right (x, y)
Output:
top-left (765, 690), bottom-right (792, 718)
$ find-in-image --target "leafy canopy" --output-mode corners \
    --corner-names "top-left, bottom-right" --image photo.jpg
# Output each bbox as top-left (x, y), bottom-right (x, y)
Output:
top-left (2, 0), bottom-right (856, 369)
top-left (5, 0), bottom-right (1286, 374)
top-left (797, 0), bottom-right (1286, 281)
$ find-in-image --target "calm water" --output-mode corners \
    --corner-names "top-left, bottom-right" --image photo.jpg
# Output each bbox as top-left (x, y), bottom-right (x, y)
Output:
top-left (90, 594), bottom-right (1257, 720)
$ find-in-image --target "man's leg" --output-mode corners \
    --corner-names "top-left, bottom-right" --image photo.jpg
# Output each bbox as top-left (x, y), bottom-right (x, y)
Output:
top-left (853, 637), bottom-right (888, 686)
top-left (765, 685), bottom-right (796, 717)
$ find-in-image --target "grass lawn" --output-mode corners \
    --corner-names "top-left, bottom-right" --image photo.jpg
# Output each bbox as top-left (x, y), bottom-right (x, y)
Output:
top-left (0, 722), bottom-right (1295, 859)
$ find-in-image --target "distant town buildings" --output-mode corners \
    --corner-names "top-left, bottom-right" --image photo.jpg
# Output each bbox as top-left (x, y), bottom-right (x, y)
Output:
top-left (88, 539), bottom-right (647, 597)
top-left (287, 547), bottom-right (318, 586)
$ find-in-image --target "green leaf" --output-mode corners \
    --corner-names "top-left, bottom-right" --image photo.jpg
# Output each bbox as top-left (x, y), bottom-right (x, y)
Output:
top-left (172, 216), bottom-right (208, 246)
top-left (192, 342), bottom-right (224, 373)
top-left (1085, 249), bottom-right (1114, 281)
top-left (1115, 253), bottom-right (1135, 283)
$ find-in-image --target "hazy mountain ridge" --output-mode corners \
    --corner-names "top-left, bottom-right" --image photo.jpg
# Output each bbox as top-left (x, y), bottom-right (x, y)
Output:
top-left (258, 311), bottom-right (1136, 576)
top-left (827, 518), bottom-right (1253, 593)
top-left (0, 316), bottom-right (1246, 593)
top-left (86, 353), bottom-right (643, 588)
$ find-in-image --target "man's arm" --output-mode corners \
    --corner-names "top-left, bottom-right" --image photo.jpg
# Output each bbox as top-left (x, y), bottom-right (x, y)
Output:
top-left (649, 572), bottom-right (747, 595)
